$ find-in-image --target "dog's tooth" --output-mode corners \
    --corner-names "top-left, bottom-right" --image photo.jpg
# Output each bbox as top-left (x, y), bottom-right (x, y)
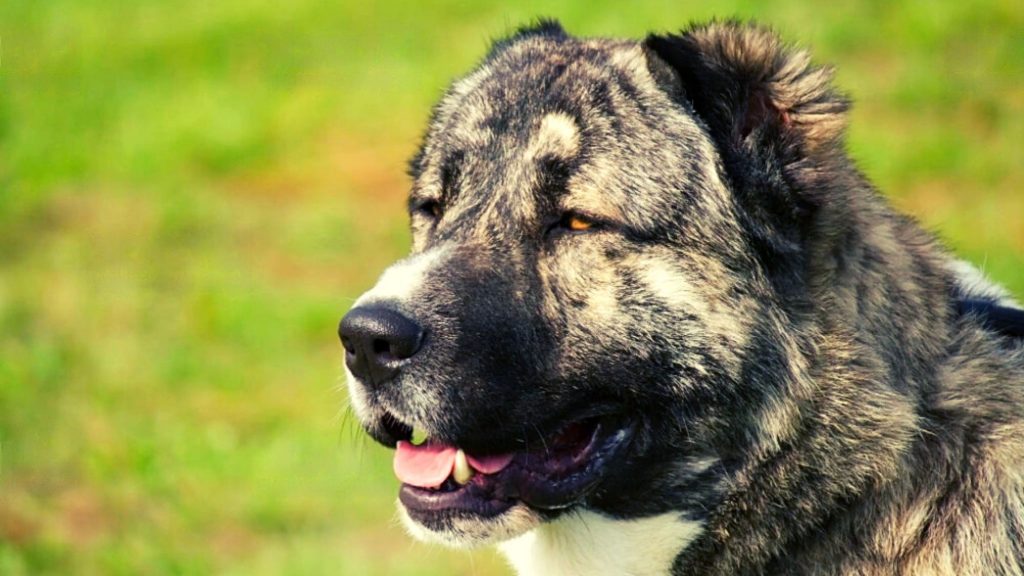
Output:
top-left (411, 428), bottom-right (428, 446)
top-left (453, 449), bottom-right (473, 485)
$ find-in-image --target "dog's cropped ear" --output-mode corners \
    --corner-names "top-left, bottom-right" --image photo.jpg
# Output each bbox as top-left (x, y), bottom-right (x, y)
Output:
top-left (644, 22), bottom-right (850, 205)
top-left (645, 23), bottom-right (855, 295)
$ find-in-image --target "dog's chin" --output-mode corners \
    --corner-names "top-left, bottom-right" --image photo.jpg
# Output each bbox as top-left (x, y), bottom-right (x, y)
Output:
top-left (398, 500), bottom-right (542, 547)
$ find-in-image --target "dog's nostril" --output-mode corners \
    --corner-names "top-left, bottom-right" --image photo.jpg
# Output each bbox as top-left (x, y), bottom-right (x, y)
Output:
top-left (372, 339), bottom-right (391, 356)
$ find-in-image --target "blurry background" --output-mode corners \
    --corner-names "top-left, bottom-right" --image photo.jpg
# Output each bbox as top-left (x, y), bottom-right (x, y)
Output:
top-left (0, 1), bottom-right (1021, 574)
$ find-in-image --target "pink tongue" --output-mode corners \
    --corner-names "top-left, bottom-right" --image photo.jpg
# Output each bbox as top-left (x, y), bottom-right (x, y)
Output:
top-left (466, 453), bottom-right (515, 474)
top-left (394, 441), bottom-right (456, 488)
top-left (393, 441), bottom-right (515, 488)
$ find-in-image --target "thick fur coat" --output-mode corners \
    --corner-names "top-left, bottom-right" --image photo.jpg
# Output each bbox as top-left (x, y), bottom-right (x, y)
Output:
top-left (341, 20), bottom-right (1024, 575)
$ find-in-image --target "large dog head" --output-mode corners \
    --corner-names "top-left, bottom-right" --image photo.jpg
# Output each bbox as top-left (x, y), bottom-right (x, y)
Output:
top-left (340, 21), bottom-right (853, 546)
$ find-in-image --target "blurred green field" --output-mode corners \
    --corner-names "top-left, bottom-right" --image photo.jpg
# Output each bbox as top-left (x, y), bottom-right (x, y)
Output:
top-left (0, 1), bottom-right (1021, 574)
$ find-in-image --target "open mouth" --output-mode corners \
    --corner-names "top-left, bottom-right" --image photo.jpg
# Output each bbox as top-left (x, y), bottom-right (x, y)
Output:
top-left (379, 411), bottom-right (636, 527)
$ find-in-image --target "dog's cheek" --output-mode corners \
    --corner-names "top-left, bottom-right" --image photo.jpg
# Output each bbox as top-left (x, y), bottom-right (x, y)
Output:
top-left (539, 242), bottom-right (682, 399)
top-left (536, 240), bottom-right (626, 369)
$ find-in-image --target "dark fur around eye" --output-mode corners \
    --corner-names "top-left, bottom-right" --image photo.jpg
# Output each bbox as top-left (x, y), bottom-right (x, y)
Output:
top-left (412, 199), bottom-right (443, 220)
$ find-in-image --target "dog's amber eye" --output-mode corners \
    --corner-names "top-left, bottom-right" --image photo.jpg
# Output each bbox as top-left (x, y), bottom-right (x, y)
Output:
top-left (548, 211), bottom-right (603, 239)
top-left (561, 212), bottom-right (598, 231)
top-left (566, 215), bottom-right (593, 231)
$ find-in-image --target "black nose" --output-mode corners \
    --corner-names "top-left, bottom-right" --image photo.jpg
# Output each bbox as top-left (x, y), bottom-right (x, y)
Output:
top-left (339, 306), bottom-right (425, 385)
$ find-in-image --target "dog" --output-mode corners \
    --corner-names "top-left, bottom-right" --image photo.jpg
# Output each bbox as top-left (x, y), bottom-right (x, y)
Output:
top-left (339, 20), bottom-right (1024, 575)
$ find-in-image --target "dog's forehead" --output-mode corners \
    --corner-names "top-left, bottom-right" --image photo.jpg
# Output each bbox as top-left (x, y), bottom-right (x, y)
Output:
top-left (428, 37), bottom-right (674, 151)
top-left (411, 34), bottom-right (723, 237)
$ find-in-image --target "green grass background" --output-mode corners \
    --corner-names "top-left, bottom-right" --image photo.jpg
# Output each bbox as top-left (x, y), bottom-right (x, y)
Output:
top-left (0, 1), bottom-right (1021, 574)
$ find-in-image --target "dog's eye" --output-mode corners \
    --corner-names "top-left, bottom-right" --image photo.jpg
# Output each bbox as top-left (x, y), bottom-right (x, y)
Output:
top-left (565, 214), bottom-right (593, 231)
top-left (414, 200), bottom-right (443, 220)
top-left (549, 212), bottom-right (602, 237)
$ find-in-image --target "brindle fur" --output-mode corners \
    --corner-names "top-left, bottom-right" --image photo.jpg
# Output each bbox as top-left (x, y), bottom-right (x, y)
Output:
top-left (347, 20), bottom-right (1024, 575)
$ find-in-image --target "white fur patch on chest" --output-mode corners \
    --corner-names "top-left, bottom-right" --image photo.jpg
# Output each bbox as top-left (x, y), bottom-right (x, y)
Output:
top-left (498, 510), bottom-right (703, 576)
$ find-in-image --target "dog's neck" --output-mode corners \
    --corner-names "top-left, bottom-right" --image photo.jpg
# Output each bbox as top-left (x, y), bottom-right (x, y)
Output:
top-left (498, 510), bottom-right (703, 576)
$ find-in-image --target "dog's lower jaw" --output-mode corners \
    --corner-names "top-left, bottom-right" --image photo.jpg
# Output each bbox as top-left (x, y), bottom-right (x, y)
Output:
top-left (398, 496), bottom-right (704, 575)
top-left (397, 500), bottom-right (543, 548)
top-left (499, 510), bottom-right (705, 576)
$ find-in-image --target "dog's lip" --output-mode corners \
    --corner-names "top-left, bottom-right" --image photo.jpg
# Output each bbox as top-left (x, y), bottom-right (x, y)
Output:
top-left (373, 401), bottom-right (626, 453)
top-left (397, 414), bottom-right (636, 524)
